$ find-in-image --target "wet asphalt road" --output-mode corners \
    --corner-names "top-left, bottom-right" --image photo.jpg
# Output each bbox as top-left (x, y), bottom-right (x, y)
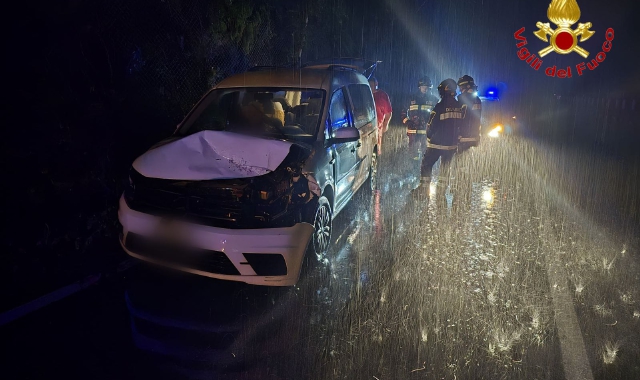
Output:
top-left (3, 126), bottom-right (639, 380)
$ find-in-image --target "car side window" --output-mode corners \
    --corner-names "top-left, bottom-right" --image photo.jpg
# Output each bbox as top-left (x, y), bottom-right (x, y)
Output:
top-left (329, 88), bottom-right (349, 133)
top-left (347, 84), bottom-right (376, 129)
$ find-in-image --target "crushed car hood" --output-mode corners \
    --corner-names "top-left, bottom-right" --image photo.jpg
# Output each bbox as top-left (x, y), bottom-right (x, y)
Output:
top-left (133, 130), bottom-right (302, 180)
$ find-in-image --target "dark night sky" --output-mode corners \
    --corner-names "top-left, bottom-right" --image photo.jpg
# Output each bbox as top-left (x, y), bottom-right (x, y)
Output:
top-left (7, 0), bottom-right (640, 116)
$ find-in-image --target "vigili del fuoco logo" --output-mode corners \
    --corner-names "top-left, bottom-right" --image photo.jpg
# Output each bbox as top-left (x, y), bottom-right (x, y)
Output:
top-left (513, 0), bottom-right (614, 78)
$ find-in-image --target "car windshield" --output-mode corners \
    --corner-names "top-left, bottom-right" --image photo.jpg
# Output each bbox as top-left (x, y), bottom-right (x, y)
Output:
top-left (176, 87), bottom-right (326, 142)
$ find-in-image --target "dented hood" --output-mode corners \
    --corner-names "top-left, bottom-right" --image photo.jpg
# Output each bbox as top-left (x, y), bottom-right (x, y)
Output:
top-left (133, 130), bottom-right (299, 180)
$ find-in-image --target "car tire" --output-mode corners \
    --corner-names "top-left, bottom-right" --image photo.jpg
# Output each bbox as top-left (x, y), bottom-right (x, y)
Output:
top-left (311, 196), bottom-right (332, 262)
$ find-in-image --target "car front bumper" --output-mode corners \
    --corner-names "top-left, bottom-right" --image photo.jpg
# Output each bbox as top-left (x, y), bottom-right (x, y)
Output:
top-left (118, 195), bottom-right (314, 286)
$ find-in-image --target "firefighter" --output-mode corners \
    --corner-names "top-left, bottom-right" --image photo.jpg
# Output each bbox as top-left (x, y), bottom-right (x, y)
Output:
top-left (456, 75), bottom-right (482, 153)
top-left (402, 76), bottom-right (439, 160)
top-left (412, 78), bottom-right (466, 197)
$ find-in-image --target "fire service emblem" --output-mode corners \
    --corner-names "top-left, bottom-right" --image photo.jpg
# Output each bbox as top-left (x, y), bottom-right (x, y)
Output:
top-left (534, 0), bottom-right (594, 58)
top-left (513, 0), bottom-right (614, 78)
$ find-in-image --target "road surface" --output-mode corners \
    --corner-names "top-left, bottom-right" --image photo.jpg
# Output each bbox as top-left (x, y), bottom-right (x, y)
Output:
top-left (2, 126), bottom-right (639, 380)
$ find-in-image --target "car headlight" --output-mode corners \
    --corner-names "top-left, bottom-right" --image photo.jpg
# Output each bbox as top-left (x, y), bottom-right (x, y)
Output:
top-left (251, 176), bottom-right (290, 202)
top-left (259, 190), bottom-right (272, 200)
top-left (488, 125), bottom-right (503, 138)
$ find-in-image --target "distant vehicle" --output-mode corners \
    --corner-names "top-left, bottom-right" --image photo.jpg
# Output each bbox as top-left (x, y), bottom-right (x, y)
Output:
top-left (118, 64), bottom-right (379, 286)
top-left (479, 91), bottom-right (516, 139)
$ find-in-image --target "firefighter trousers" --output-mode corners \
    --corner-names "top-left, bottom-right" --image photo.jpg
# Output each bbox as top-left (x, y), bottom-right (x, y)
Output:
top-left (420, 147), bottom-right (456, 181)
top-left (408, 134), bottom-right (427, 160)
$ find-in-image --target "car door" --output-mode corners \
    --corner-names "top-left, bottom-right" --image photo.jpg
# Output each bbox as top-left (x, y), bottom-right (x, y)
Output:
top-left (346, 83), bottom-right (376, 189)
top-left (328, 87), bottom-right (358, 209)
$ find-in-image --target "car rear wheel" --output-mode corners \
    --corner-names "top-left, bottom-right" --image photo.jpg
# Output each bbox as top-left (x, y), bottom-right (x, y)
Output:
top-left (312, 196), bottom-right (332, 261)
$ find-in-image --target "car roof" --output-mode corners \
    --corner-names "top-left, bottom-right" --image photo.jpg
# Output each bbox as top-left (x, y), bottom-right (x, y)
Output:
top-left (215, 67), bottom-right (369, 93)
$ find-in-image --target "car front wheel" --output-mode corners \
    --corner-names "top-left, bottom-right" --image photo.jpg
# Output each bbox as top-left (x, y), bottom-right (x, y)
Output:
top-left (312, 196), bottom-right (332, 261)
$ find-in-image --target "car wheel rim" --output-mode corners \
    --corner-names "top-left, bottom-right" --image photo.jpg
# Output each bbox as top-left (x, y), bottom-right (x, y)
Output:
top-left (313, 203), bottom-right (331, 259)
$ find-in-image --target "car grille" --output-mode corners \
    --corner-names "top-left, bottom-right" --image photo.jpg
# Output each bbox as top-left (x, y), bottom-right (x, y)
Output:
top-left (135, 187), bottom-right (242, 219)
top-left (129, 171), bottom-right (248, 226)
top-left (125, 232), bottom-right (240, 275)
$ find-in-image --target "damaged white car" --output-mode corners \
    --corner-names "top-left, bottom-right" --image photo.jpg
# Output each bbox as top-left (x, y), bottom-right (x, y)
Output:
top-left (118, 64), bottom-right (379, 286)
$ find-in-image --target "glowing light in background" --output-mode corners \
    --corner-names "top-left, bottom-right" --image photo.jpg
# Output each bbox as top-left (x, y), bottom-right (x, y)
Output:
top-left (488, 125), bottom-right (503, 138)
top-left (485, 87), bottom-right (499, 99)
top-left (482, 186), bottom-right (495, 208)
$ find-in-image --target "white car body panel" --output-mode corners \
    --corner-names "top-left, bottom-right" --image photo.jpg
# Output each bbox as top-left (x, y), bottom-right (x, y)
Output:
top-left (118, 196), bottom-right (314, 286)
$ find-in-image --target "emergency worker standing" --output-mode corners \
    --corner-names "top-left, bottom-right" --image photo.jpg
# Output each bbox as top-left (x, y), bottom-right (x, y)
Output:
top-left (456, 75), bottom-right (482, 153)
top-left (402, 77), bottom-right (439, 160)
top-left (413, 78), bottom-right (466, 196)
top-left (369, 77), bottom-right (392, 155)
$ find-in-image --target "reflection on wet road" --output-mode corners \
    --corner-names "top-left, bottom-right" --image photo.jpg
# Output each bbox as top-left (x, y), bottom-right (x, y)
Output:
top-left (2, 127), bottom-right (639, 379)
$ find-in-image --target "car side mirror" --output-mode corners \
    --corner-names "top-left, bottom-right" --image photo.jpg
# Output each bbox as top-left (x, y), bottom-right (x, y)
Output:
top-left (328, 126), bottom-right (360, 145)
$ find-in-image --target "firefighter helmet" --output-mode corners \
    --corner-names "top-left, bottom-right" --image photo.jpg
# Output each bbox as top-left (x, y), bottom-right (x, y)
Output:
top-left (418, 76), bottom-right (433, 88)
top-left (457, 75), bottom-right (477, 91)
top-left (437, 79), bottom-right (458, 98)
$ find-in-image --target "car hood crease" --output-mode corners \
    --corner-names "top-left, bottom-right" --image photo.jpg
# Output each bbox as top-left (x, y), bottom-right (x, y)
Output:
top-left (132, 130), bottom-right (296, 180)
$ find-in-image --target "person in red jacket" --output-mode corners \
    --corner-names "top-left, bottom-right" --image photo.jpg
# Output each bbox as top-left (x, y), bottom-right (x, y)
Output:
top-left (369, 76), bottom-right (392, 155)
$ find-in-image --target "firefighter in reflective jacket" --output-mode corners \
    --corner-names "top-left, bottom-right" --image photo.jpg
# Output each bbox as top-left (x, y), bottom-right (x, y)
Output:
top-left (456, 75), bottom-right (482, 152)
top-left (413, 78), bottom-right (466, 195)
top-left (402, 76), bottom-right (439, 159)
